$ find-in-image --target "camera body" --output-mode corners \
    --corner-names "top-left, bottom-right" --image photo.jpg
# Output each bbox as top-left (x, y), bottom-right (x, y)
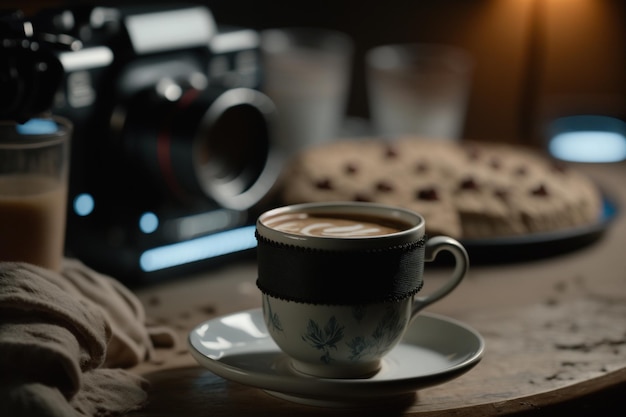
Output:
top-left (1, 4), bottom-right (282, 281)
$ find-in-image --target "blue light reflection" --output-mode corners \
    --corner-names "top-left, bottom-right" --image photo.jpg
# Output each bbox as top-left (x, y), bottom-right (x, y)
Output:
top-left (139, 225), bottom-right (256, 272)
top-left (548, 116), bottom-right (626, 163)
top-left (17, 119), bottom-right (58, 135)
top-left (139, 212), bottom-right (159, 234)
top-left (549, 131), bottom-right (626, 163)
top-left (74, 193), bottom-right (95, 216)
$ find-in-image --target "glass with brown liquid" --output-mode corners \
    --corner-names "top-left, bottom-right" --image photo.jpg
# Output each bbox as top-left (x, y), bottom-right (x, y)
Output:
top-left (0, 117), bottom-right (71, 271)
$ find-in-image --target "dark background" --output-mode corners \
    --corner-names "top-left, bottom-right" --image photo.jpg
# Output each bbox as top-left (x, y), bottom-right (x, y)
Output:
top-left (10, 0), bottom-right (626, 145)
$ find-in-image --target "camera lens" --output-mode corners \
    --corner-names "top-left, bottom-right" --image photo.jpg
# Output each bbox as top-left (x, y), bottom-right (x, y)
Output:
top-left (116, 87), bottom-right (281, 210)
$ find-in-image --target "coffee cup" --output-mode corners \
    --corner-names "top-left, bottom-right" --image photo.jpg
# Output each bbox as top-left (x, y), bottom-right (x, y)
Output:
top-left (256, 202), bottom-right (469, 378)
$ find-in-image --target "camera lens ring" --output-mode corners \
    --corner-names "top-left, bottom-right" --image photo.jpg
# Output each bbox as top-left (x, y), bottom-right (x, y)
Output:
top-left (192, 87), bottom-right (281, 210)
top-left (113, 85), bottom-right (282, 211)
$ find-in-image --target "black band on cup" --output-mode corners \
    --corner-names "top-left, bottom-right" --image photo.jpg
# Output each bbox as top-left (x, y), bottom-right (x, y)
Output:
top-left (256, 232), bottom-right (426, 305)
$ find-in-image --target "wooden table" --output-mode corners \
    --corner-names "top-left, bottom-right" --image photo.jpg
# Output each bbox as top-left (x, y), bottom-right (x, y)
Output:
top-left (127, 162), bottom-right (626, 416)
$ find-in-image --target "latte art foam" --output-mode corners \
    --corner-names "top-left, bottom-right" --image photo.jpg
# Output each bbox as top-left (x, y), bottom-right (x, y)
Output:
top-left (263, 212), bottom-right (409, 237)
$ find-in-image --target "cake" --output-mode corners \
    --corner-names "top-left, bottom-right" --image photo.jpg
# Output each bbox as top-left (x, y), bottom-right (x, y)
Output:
top-left (277, 137), bottom-right (603, 239)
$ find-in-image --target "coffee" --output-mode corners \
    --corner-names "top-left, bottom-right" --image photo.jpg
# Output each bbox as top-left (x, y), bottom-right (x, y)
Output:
top-left (262, 212), bottom-right (410, 237)
top-left (0, 175), bottom-right (67, 271)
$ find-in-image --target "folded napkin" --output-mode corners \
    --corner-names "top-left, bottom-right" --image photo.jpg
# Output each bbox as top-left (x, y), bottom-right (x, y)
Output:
top-left (0, 260), bottom-right (177, 417)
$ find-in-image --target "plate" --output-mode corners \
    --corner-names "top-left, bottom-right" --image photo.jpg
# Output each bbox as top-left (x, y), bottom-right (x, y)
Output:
top-left (461, 195), bottom-right (618, 263)
top-left (188, 309), bottom-right (484, 407)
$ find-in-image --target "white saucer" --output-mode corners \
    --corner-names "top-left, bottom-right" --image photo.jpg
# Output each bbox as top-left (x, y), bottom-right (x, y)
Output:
top-left (188, 308), bottom-right (484, 407)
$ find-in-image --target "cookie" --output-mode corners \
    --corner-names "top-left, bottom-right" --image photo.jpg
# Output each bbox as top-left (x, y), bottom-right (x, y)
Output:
top-left (278, 137), bottom-right (603, 239)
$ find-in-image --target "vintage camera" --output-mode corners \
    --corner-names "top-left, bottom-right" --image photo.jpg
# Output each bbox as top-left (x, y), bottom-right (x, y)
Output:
top-left (1, 4), bottom-right (283, 281)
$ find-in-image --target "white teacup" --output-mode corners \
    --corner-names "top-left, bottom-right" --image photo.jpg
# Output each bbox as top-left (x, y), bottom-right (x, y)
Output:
top-left (256, 202), bottom-right (469, 378)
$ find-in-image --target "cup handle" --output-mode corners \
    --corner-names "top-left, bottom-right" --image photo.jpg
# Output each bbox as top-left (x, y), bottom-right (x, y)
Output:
top-left (411, 236), bottom-right (469, 319)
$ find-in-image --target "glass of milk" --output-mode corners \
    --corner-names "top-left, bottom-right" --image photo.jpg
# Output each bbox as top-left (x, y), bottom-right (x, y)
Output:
top-left (366, 44), bottom-right (473, 141)
top-left (0, 117), bottom-right (72, 271)
top-left (261, 27), bottom-right (353, 155)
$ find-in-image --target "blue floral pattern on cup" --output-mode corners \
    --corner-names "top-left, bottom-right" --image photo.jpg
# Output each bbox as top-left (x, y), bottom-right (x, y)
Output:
top-left (301, 316), bottom-right (345, 364)
top-left (263, 294), bottom-right (407, 365)
top-left (263, 293), bottom-right (283, 332)
top-left (346, 307), bottom-right (406, 360)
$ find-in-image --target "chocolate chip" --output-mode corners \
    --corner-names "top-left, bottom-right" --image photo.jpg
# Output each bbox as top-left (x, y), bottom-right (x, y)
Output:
top-left (515, 166), bottom-right (528, 176)
top-left (375, 181), bottom-right (394, 192)
top-left (384, 144), bottom-right (398, 158)
top-left (494, 188), bottom-right (509, 201)
top-left (531, 184), bottom-right (549, 197)
top-left (315, 178), bottom-right (333, 190)
top-left (459, 177), bottom-right (479, 191)
top-left (345, 163), bottom-right (359, 175)
top-left (354, 193), bottom-right (372, 202)
top-left (415, 161), bottom-right (428, 173)
top-left (490, 158), bottom-right (501, 169)
top-left (465, 146), bottom-right (480, 160)
top-left (416, 187), bottom-right (439, 201)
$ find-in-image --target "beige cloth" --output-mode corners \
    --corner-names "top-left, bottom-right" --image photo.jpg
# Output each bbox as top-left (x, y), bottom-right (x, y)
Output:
top-left (0, 260), bottom-right (177, 416)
